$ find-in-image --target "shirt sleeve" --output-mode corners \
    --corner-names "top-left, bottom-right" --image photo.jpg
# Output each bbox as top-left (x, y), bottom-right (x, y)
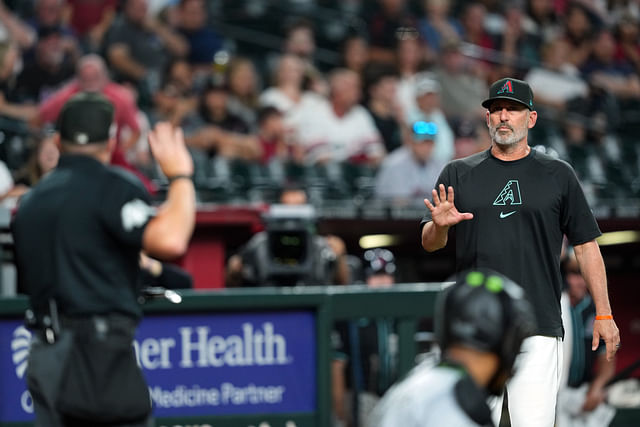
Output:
top-left (560, 163), bottom-right (601, 245)
top-left (100, 170), bottom-right (155, 248)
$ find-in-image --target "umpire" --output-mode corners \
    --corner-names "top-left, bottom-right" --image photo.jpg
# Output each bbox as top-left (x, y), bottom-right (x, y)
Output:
top-left (11, 92), bottom-right (196, 426)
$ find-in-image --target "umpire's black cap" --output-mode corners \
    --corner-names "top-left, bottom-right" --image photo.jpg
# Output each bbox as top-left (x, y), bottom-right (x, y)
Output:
top-left (482, 78), bottom-right (534, 111)
top-left (56, 92), bottom-right (115, 145)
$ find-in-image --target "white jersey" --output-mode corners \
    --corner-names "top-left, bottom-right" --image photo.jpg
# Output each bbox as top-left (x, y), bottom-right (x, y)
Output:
top-left (294, 98), bottom-right (384, 163)
top-left (369, 362), bottom-right (493, 427)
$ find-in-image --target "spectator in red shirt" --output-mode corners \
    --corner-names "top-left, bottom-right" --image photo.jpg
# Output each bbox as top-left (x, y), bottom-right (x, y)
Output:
top-left (38, 54), bottom-right (141, 156)
top-left (37, 54), bottom-right (156, 193)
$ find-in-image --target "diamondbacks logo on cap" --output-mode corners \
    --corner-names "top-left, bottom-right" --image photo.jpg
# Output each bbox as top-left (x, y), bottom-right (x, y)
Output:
top-left (482, 78), bottom-right (534, 110)
top-left (497, 80), bottom-right (513, 95)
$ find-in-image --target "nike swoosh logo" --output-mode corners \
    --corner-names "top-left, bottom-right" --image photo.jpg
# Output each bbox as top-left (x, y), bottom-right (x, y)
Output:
top-left (500, 211), bottom-right (517, 219)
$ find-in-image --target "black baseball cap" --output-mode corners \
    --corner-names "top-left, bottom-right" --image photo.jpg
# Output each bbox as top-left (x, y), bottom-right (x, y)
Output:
top-left (482, 78), bottom-right (534, 111)
top-left (56, 92), bottom-right (114, 145)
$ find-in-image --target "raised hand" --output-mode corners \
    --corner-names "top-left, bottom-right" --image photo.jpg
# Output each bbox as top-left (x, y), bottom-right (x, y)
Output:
top-left (148, 122), bottom-right (193, 179)
top-left (424, 184), bottom-right (474, 228)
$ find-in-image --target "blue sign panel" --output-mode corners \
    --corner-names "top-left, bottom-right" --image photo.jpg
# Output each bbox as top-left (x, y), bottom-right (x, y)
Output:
top-left (0, 319), bottom-right (32, 421)
top-left (0, 310), bottom-right (316, 422)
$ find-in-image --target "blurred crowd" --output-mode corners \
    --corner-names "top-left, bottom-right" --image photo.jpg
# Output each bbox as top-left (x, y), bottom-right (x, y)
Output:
top-left (0, 0), bottom-right (638, 207)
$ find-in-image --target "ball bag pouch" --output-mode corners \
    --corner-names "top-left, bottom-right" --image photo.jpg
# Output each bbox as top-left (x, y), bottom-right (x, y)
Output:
top-left (56, 322), bottom-right (151, 424)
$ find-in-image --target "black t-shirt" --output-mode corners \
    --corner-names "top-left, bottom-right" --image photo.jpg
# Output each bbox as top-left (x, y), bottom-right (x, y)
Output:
top-left (104, 16), bottom-right (167, 83)
top-left (421, 148), bottom-right (601, 337)
top-left (12, 154), bottom-right (154, 319)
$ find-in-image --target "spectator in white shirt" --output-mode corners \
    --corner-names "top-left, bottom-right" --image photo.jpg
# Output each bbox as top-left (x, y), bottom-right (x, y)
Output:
top-left (258, 53), bottom-right (324, 145)
top-left (524, 37), bottom-right (589, 113)
top-left (296, 68), bottom-right (385, 165)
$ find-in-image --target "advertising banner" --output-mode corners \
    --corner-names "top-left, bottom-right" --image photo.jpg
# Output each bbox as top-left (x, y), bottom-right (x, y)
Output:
top-left (0, 310), bottom-right (316, 423)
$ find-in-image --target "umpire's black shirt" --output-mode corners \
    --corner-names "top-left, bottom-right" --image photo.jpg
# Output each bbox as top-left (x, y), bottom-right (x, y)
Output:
top-left (12, 154), bottom-right (154, 320)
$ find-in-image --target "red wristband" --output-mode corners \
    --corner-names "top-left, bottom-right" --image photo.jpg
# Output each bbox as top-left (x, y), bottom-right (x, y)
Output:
top-left (595, 315), bottom-right (613, 320)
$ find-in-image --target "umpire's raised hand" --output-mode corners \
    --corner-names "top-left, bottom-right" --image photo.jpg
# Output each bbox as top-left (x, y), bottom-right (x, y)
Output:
top-left (143, 122), bottom-right (196, 259)
top-left (148, 122), bottom-right (193, 180)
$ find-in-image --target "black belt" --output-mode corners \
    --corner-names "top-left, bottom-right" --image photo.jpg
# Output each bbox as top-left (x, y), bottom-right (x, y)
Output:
top-left (60, 313), bottom-right (137, 329)
top-left (27, 298), bottom-right (138, 344)
top-left (30, 312), bottom-right (137, 343)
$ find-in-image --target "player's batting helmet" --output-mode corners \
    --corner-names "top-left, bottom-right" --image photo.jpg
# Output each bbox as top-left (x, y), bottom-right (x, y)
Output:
top-left (435, 269), bottom-right (537, 394)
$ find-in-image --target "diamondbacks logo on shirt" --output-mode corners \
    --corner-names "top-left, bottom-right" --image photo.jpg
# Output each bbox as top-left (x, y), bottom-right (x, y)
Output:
top-left (494, 180), bottom-right (522, 218)
top-left (493, 180), bottom-right (522, 206)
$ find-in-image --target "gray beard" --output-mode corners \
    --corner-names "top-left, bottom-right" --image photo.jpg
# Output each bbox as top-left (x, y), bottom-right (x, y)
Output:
top-left (489, 123), bottom-right (528, 146)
